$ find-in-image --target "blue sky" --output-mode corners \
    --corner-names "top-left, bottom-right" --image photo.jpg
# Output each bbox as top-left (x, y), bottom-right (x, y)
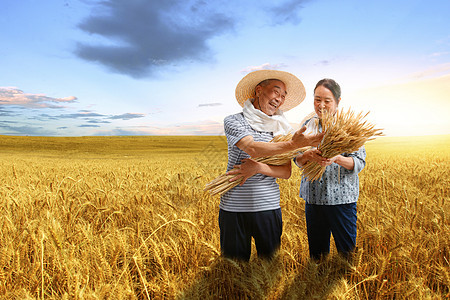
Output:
top-left (1, 0), bottom-right (449, 136)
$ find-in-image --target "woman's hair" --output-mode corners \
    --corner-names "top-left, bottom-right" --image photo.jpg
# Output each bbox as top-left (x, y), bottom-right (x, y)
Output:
top-left (314, 79), bottom-right (341, 103)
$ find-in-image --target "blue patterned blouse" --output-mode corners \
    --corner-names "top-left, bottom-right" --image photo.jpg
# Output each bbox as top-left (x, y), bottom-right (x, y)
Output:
top-left (295, 118), bottom-right (366, 205)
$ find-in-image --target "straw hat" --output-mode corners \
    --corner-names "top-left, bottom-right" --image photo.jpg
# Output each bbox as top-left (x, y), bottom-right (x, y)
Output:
top-left (235, 70), bottom-right (306, 112)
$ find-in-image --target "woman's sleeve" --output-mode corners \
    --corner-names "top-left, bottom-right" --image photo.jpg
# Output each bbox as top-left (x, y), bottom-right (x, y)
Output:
top-left (347, 146), bottom-right (366, 174)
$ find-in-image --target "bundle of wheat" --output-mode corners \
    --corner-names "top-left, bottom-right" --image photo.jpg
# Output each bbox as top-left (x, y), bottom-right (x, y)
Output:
top-left (204, 134), bottom-right (310, 196)
top-left (301, 108), bottom-right (383, 181)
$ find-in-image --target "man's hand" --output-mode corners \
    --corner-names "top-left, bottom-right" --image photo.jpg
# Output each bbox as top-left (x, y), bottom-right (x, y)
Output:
top-left (292, 126), bottom-right (324, 148)
top-left (227, 158), bottom-right (261, 185)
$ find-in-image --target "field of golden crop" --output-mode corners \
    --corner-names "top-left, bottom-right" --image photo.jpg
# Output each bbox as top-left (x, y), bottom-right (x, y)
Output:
top-left (0, 135), bottom-right (449, 299)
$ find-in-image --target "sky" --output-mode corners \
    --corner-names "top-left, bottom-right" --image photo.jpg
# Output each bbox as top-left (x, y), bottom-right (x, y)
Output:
top-left (0, 0), bottom-right (449, 137)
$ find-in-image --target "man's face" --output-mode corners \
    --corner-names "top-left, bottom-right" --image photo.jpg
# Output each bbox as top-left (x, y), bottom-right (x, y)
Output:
top-left (254, 80), bottom-right (287, 116)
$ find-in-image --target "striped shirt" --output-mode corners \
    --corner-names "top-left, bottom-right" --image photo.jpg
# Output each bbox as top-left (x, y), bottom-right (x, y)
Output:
top-left (296, 117), bottom-right (366, 205)
top-left (220, 113), bottom-right (281, 212)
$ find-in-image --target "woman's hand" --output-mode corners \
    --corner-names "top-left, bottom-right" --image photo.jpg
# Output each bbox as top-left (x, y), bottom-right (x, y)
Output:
top-left (320, 155), bottom-right (339, 167)
top-left (296, 148), bottom-right (329, 167)
top-left (227, 158), bottom-right (261, 185)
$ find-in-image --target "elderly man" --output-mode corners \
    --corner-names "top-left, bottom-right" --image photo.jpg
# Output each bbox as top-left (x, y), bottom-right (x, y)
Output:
top-left (219, 70), bottom-right (323, 261)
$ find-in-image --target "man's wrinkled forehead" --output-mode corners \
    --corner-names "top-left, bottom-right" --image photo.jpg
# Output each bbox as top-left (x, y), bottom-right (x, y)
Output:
top-left (272, 80), bottom-right (287, 95)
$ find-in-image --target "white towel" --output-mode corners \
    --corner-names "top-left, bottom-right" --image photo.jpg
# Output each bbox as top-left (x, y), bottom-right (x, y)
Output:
top-left (242, 99), bottom-right (293, 136)
top-left (303, 115), bottom-right (321, 135)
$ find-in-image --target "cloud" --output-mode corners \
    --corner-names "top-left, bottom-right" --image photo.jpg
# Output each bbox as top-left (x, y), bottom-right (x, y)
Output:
top-left (0, 122), bottom-right (55, 136)
top-left (408, 62), bottom-right (450, 79)
top-left (87, 119), bottom-right (111, 124)
top-left (0, 87), bottom-right (77, 108)
top-left (59, 112), bottom-right (105, 118)
top-left (267, 0), bottom-right (309, 25)
top-left (34, 114), bottom-right (60, 121)
top-left (108, 113), bottom-right (145, 120)
top-left (93, 120), bottom-right (223, 136)
top-left (31, 112), bottom-right (108, 123)
top-left (0, 107), bottom-right (16, 117)
top-left (79, 124), bottom-right (101, 128)
top-left (314, 60), bottom-right (331, 66)
top-left (313, 56), bottom-right (347, 66)
top-left (436, 35), bottom-right (450, 45)
top-left (0, 86), bottom-right (149, 136)
top-left (35, 111), bottom-right (145, 124)
top-left (75, 0), bottom-right (310, 78)
top-left (198, 103), bottom-right (222, 107)
top-left (241, 62), bottom-right (289, 74)
top-left (429, 51), bottom-right (450, 58)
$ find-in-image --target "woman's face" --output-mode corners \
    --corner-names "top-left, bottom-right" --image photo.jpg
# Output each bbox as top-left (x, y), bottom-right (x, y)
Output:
top-left (314, 85), bottom-right (339, 119)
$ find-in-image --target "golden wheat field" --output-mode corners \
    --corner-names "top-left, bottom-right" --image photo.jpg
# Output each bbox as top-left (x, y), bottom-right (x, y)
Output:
top-left (0, 134), bottom-right (448, 299)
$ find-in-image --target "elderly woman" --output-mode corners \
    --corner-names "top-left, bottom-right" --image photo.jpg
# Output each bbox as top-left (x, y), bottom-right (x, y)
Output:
top-left (220, 70), bottom-right (322, 261)
top-left (294, 79), bottom-right (366, 260)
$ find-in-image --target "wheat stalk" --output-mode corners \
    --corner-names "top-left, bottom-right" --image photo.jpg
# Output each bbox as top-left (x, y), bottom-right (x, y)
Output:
top-left (133, 256), bottom-right (151, 300)
top-left (204, 134), bottom-right (309, 196)
top-left (41, 232), bottom-right (45, 300)
top-left (301, 108), bottom-right (383, 181)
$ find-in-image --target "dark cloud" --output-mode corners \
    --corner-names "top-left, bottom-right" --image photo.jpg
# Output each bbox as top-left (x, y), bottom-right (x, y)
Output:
top-left (0, 107), bottom-right (16, 117)
top-left (75, 0), bottom-right (234, 78)
top-left (87, 119), bottom-right (112, 124)
top-left (0, 120), bottom-right (18, 125)
top-left (33, 114), bottom-right (61, 121)
top-left (108, 113), bottom-right (145, 120)
top-left (0, 123), bottom-right (55, 136)
top-left (79, 124), bottom-right (101, 128)
top-left (75, 0), bottom-right (310, 78)
top-left (35, 111), bottom-right (144, 123)
top-left (59, 112), bottom-right (105, 118)
top-left (268, 0), bottom-right (309, 25)
top-left (31, 113), bottom-right (102, 122)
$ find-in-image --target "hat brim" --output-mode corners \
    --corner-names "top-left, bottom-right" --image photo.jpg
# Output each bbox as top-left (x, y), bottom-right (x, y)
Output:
top-left (235, 70), bottom-right (306, 112)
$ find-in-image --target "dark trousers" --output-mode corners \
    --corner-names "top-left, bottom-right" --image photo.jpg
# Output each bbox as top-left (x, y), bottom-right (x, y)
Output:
top-left (305, 202), bottom-right (357, 260)
top-left (218, 208), bottom-right (282, 261)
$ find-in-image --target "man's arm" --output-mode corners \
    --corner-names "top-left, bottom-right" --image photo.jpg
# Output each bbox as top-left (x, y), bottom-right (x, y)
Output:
top-left (227, 159), bottom-right (292, 185)
top-left (236, 126), bottom-right (323, 158)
